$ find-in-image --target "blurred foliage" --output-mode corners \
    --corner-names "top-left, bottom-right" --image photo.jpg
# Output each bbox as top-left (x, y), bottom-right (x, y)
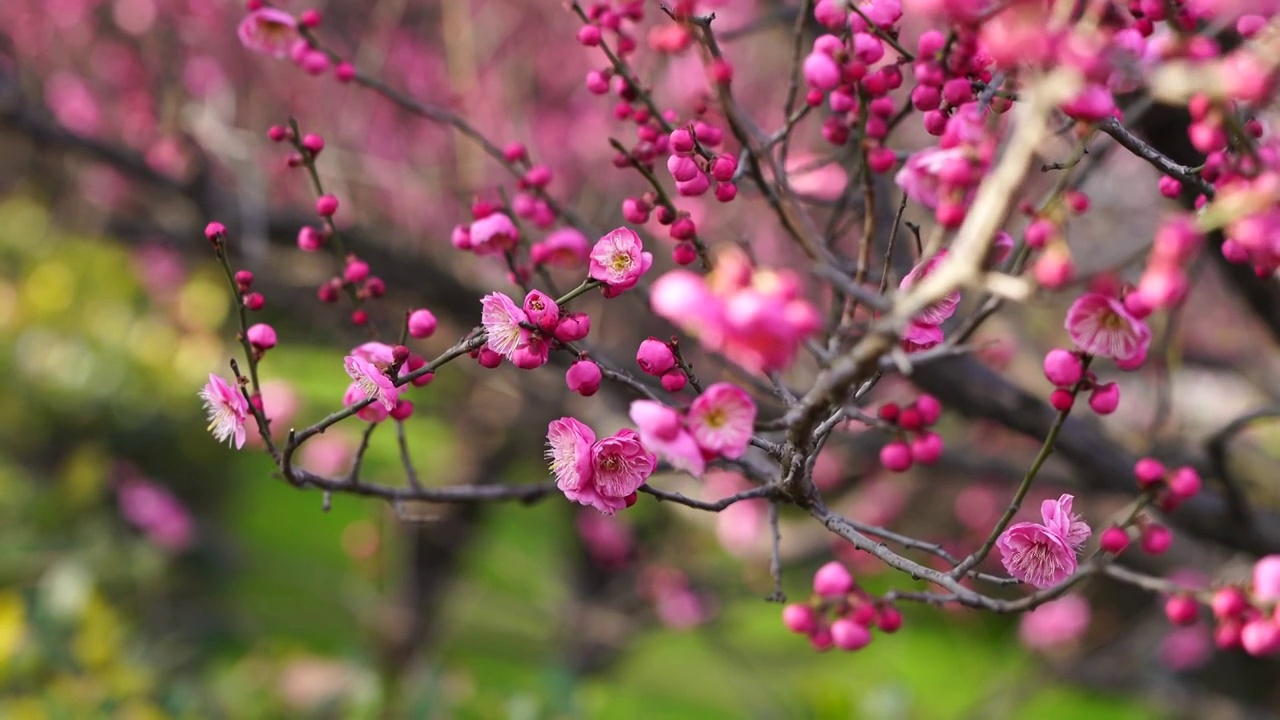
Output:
top-left (0, 192), bottom-right (1160, 717)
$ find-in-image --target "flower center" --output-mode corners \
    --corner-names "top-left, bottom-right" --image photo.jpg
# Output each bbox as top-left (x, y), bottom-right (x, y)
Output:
top-left (610, 253), bottom-right (633, 272)
top-left (704, 408), bottom-right (726, 428)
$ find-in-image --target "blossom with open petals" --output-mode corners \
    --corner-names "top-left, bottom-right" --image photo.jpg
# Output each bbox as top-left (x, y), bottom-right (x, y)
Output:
top-left (480, 292), bottom-right (530, 360)
top-left (630, 400), bottom-right (706, 477)
top-left (1065, 292), bottom-right (1151, 363)
top-left (996, 493), bottom-right (1091, 588)
top-left (344, 355), bottom-right (398, 411)
top-left (199, 374), bottom-right (248, 449)
top-left (236, 9), bottom-right (298, 59)
top-left (546, 417), bottom-right (596, 494)
top-left (589, 227), bottom-right (653, 293)
top-left (687, 383), bottom-right (756, 460)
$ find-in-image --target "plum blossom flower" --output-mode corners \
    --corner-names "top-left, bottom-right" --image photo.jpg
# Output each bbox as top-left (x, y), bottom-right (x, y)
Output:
top-left (687, 383), bottom-right (756, 460)
top-left (894, 146), bottom-right (968, 209)
top-left (344, 355), bottom-right (399, 411)
top-left (547, 417), bottom-right (596, 494)
top-left (199, 374), bottom-right (248, 449)
top-left (901, 321), bottom-right (943, 353)
top-left (589, 227), bottom-right (653, 294)
top-left (651, 247), bottom-right (819, 374)
top-left (996, 493), bottom-right (1091, 588)
top-left (480, 292), bottom-right (530, 360)
top-left (468, 213), bottom-right (519, 256)
top-left (1064, 292), bottom-right (1152, 363)
top-left (237, 8), bottom-right (299, 59)
top-left (630, 400), bottom-right (706, 477)
top-left (531, 228), bottom-right (590, 268)
top-left (547, 419), bottom-right (656, 515)
top-left (900, 250), bottom-right (961, 326)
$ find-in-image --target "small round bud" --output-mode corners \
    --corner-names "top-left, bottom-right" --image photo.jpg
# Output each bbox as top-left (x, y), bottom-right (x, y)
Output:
top-left (299, 8), bottom-right (322, 27)
top-left (783, 604), bottom-right (816, 634)
top-left (879, 441), bottom-right (912, 472)
top-left (234, 270), bottom-right (254, 291)
top-left (672, 243), bottom-right (698, 266)
top-left (830, 619), bottom-right (872, 651)
top-left (1043, 349), bottom-right (1084, 387)
top-left (343, 259), bottom-right (370, 284)
top-left (636, 337), bottom-right (677, 376)
top-left (661, 370), bottom-right (687, 392)
top-left (335, 62), bottom-right (356, 82)
top-left (566, 359), bottom-right (603, 396)
top-left (1099, 526), bottom-right (1129, 554)
top-left (301, 133), bottom-right (325, 154)
top-left (1140, 524), bottom-right (1172, 555)
top-left (350, 309), bottom-right (368, 326)
top-left (408, 309), bottom-right (438, 339)
top-left (1164, 595), bottom-right (1199, 626)
top-left (246, 323), bottom-right (277, 350)
top-left (267, 125), bottom-right (289, 142)
top-left (813, 561), bottom-right (854, 597)
top-left (316, 194), bottom-right (339, 217)
top-left (1134, 457), bottom-right (1166, 488)
top-left (390, 399), bottom-right (415, 421)
top-left (243, 292), bottom-right (265, 311)
top-left (205, 222), bottom-right (227, 241)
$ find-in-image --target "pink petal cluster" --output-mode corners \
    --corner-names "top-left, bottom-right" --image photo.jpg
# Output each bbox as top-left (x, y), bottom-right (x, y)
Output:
top-left (546, 418), bottom-right (656, 515)
top-left (996, 494), bottom-right (1091, 589)
top-left (199, 374), bottom-right (248, 449)
top-left (479, 290), bottom-right (565, 369)
top-left (454, 212), bottom-right (520, 256)
top-left (629, 382), bottom-right (757, 477)
top-left (1064, 292), bottom-right (1152, 367)
top-left (236, 9), bottom-right (299, 59)
top-left (898, 248), bottom-right (969, 353)
top-left (344, 355), bottom-right (399, 411)
top-left (650, 247), bottom-right (820, 374)
top-left (117, 474), bottom-right (195, 553)
top-left (589, 227), bottom-right (653, 296)
top-left (531, 228), bottom-right (590, 269)
top-left (894, 103), bottom-right (997, 227)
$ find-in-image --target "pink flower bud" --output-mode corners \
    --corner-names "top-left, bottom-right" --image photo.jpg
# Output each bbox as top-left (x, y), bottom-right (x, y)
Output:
top-left (234, 270), bottom-right (254, 291)
top-left (670, 217), bottom-right (696, 241)
top-left (1241, 619), bottom-right (1280, 657)
top-left (344, 259), bottom-right (370, 284)
top-left (1158, 175), bottom-right (1182, 198)
top-left (669, 128), bottom-right (694, 155)
top-left (243, 292), bottom-right (265, 311)
top-left (783, 604), bottom-right (817, 634)
top-left (566, 359), bottom-right (603, 396)
top-left (1164, 595), bottom-right (1199, 626)
top-left (676, 172), bottom-right (711, 197)
top-left (897, 406), bottom-right (923, 431)
top-left (1140, 524), bottom-right (1172, 555)
top-left (1043, 349), bottom-right (1083, 387)
top-left (636, 337), bottom-right (677, 376)
top-left (1088, 382), bottom-right (1120, 415)
top-left (1167, 467), bottom-right (1201, 500)
top-left (297, 225), bottom-right (323, 251)
top-left (877, 605), bottom-right (903, 633)
top-left (205, 222), bottom-right (226, 241)
top-left (941, 77), bottom-right (972, 107)
top-left (867, 147), bottom-right (897, 173)
top-left (407, 309), bottom-right (438, 339)
top-left (300, 50), bottom-right (330, 75)
top-left (1100, 526), bottom-right (1129, 553)
top-left (299, 8), bottom-right (321, 27)
top-left (523, 290), bottom-right (561, 333)
top-left (267, 125), bottom-right (288, 142)
top-left (1212, 587), bottom-right (1248, 619)
top-left (316, 194), bottom-right (339, 217)
top-left (246, 323), bottom-right (277, 349)
top-left (1134, 457), bottom-right (1166, 487)
top-left (621, 197), bottom-right (650, 224)
top-left (1049, 388), bottom-right (1074, 411)
top-left (714, 182), bottom-right (738, 203)
top-left (672, 243), bottom-right (698, 266)
top-left (813, 561), bottom-right (854, 597)
top-left (350, 309), bottom-right (368, 326)
top-left (810, 626), bottom-right (834, 651)
top-left (334, 62), bottom-right (355, 82)
top-left (317, 281), bottom-right (340, 303)
top-left (390, 399), bottom-right (414, 421)
top-left (852, 33), bottom-right (884, 64)
top-left (803, 52), bottom-right (841, 92)
top-left (830, 618), bottom-right (873, 651)
top-left (880, 441), bottom-right (912, 472)
top-left (554, 312), bottom-right (591, 343)
top-left (661, 370), bottom-right (688, 392)
top-left (915, 395), bottom-right (942, 425)
top-left (711, 155), bottom-right (737, 181)
top-left (577, 24), bottom-right (602, 46)
top-left (1253, 555), bottom-right (1280, 601)
top-left (910, 432), bottom-right (943, 465)
top-left (301, 133), bottom-right (324, 154)
top-left (667, 154), bottom-right (700, 182)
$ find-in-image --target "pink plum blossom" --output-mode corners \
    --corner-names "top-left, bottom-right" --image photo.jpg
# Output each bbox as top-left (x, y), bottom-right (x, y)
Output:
top-left (480, 292), bottom-right (530, 360)
top-left (547, 417), bottom-right (597, 498)
top-left (630, 400), bottom-right (706, 477)
top-left (687, 383), bottom-right (757, 459)
top-left (344, 355), bottom-right (399, 411)
top-left (996, 493), bottom-right (1091, 588)
top-left (531, 228), bottom-right (590, 268)
top-left (548, 419), bottom-right (655, 515)
top-left (589, 227), bottom-right (653, 293)
top-left (237, 8), bottom-right (299, 59)
top-left (199, 374), bottom-right (248, 449)
top-left (589, 429), bottom-right (657, 505)
top-left (900, 249), bottom-right (961, 326)
top-left (468, 213), bottom-right (519, 255)
top-left (1065, 292), bottom-right (1152, 363)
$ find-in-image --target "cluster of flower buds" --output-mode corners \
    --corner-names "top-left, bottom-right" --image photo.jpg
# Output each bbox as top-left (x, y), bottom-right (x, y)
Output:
top-left (666, 126), bottom-right (737, 202)
top-left (1133, 458), bottom-right (1202, 512)
top-left (635, 336), bottom-right (688, 392)
top-left (876, 395), bottom-right (943, 472)
top-left (1041, 349), bottom-right (1119, 415)
top-left (451, 203), bottom-right (520, 257)
top-left (1159, 556), bottom-right (1280, 658)
top-left (894, 102), bottom-right (998, 228)
top-left (782, 561), bottom-right (902, 652)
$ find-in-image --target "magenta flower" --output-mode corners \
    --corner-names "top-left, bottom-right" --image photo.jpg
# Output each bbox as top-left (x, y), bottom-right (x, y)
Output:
top-left (480, 292), bottom-right (530, 360)
top-left (901, 321), bottom-right (943, 353)
top-left (236, 8), bottom-right (299, 59)
top-left (468, 213), bottom-right (519, 256)
top-left (687, 383), bottom-right (757, 460)
top-left (589, 227), bottom-right (653, 293)
top-left (630, 400), bottom-right (706, 477)
top-left (343, 382), bottom-right (390, 423)
top-left (996, 493), bottom-right (1091, 588)
top-left (1064, 292), bottom-right (1152, 362)
top-left (1040, 493), bottom-right (1091, 549)
top-left (546, 417), bottom-right (596, 494)
top-left (531, 228), bottom-right (590, 268)
top-left (199, 374), bottom-right (248, 449)
top-left (547, 420), bottom-right (656, 516)
top-left (894, 146), bottom-right (968, 209)
top-left (900, 249), bottom-right (960, 326)
top-left (591, 429), bottom-right (657, 499)
top-left (344, 355), bottom-right (399, 411)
